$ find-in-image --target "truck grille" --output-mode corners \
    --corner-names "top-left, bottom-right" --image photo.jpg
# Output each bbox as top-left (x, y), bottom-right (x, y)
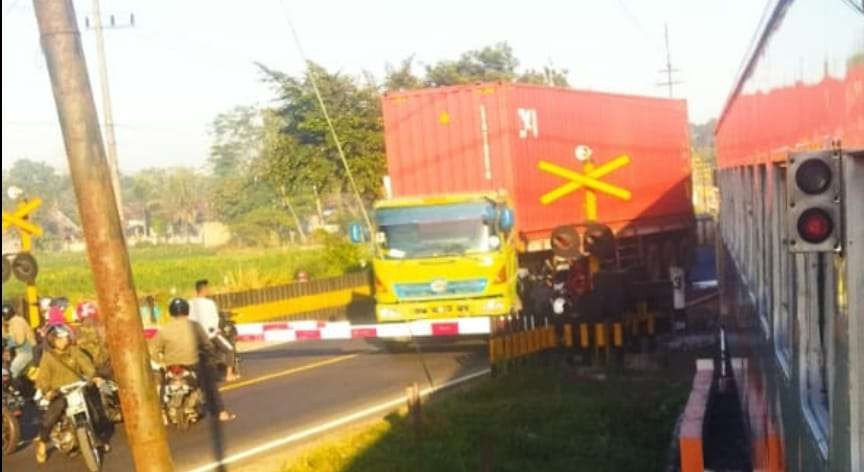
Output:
top-left (394, 279), bottom-right (488, 299)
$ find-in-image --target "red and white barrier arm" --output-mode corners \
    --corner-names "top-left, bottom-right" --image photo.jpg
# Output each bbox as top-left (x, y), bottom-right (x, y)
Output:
top-left (144, 317), bottom-right (492, 343)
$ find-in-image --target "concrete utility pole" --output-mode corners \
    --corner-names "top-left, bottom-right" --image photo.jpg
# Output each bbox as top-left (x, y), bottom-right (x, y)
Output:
top-left (31, 1), bottom-right (174, 471)
top-left (657, 23), bottom-right (682, 98)
top-left (90, 0), bottom-right (125, 229)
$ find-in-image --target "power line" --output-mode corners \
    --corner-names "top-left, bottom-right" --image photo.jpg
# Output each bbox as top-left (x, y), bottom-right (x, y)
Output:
top-left (279, 0), bottom-right (374, 236)
top-left (839, 0), bottom-right (864, 15)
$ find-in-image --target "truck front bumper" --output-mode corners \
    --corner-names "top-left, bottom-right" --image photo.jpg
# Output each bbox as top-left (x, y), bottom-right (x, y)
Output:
top-left (376, 296), bottom-right (512, 322)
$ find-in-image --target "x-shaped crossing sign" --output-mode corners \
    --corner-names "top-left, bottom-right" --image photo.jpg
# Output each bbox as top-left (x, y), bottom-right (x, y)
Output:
top-left (538, 155), bottom-right (632, 205)
top-left (2, 198), bottom-right (44, 237)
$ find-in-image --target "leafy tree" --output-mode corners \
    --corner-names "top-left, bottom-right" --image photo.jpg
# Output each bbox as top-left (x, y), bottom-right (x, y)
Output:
top-left (258, 62), bottom-right (386, 202)
top-left (690, 119), bottom-right (717, 152)
top-left (424, 42), bottom-right (520, 86)
top-left (2, 159), bottom-right (79, 239)
top-left (383, 56), bottom-right (424, 91)
top-left (519, 65), bottom-right (570, 87)
top-left (384, 42), bottom-right (569, 90)
top-left (208, 106), bottom-right (263, 177)
top-left (229, 206), bottom-right (296, 247)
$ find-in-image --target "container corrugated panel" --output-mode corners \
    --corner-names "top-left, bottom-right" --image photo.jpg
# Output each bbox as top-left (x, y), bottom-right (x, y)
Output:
top-left (382, 84), bottom-right (515, 196)
top-left (382, 82), bottom-right (693, 242)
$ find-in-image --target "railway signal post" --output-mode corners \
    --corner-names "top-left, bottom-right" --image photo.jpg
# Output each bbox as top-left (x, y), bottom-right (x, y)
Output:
top-left (2, 195), bottom-right (44, 327)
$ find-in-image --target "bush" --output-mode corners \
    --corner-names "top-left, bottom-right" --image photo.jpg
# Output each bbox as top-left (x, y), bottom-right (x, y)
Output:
top-left (318, 231), bottom-right (366, 276)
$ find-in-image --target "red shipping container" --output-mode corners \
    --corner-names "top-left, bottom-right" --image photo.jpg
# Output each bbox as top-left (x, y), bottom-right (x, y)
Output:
top-left (382, 82), bottom-right (693, 248)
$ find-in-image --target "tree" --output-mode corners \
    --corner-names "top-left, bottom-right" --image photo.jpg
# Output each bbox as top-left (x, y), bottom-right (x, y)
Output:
top-left (690, 119), bottom-right (717, 151)
top-left (519, 65), bottom-right (570, 87)
top-left (424, 42), bottom-right (520, 86)
top-left (258, 62), bottom-right (386, 202)
top-left (384, 42), bottom-right (570, 90)
top-left (383, 56), bottom-right (423, 91)
top-left (208, 106), bottom-right (263, 177)
top-left (2, 159), bottom-right (79, 240)
top-left (160, 167), bottom-right (206, 239)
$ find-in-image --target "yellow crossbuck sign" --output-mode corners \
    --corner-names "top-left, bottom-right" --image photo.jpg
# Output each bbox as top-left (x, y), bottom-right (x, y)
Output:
top-left (538, 155), bottom-right (632, 205)
top-left (2, 198), bottom-right (43, 237)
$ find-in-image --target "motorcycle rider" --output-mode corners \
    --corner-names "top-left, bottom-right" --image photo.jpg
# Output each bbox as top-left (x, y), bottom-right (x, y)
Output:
top-left (150, 298), bottom-right (236, 422)
top-left (2, 302), bottom-right (36, 380)
top-left (74, 301), bottom-right (109, 375)
top-left (34, 324), bottom-right (107, 464)
top-left (189, 280), bottom-right (238, 381)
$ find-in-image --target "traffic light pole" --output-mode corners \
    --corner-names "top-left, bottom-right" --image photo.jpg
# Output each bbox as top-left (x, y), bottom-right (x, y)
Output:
top-left (31, 1), bottom-right (174, 470)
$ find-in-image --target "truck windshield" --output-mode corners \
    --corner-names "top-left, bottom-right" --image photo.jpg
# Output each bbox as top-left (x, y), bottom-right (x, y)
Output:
top-left (375, 203), bottom-right (497, 259)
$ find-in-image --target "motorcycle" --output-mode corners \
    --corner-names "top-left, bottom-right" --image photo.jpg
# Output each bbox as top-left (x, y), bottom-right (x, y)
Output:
top-left (2, 365), bottom-right (24, 456)
top-left (39, 380), bottom-right (107, 472)
top-left (551, 269), bottom-right (574, 318)
top-left (160, 364), bottom-right (204, 430)
top-left (215, 311), bottom-right (240, 378)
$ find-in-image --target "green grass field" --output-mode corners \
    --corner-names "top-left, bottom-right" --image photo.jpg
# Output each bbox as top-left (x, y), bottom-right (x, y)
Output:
top-left (284, 366), bottom-right (688, 472)
top-left (2, 245), bottom-right (355, 304)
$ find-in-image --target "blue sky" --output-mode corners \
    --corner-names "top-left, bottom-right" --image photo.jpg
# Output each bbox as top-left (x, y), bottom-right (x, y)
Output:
top-left (1, 0), bottom-right (770, 173)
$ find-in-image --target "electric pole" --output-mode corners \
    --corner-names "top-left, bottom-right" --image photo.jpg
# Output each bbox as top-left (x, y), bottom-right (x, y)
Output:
top-left (657, 23), bottom-right (682, 98)
top-left (31, 1), bottom-right (174, 470)
top-left (88, 0), bottom-right (129, 229)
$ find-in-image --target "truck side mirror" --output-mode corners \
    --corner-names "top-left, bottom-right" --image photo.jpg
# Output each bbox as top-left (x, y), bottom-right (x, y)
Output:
top-left (348, 223), bottom-right (365, 243)
top-left (499, 208), bottom-right (515, 232)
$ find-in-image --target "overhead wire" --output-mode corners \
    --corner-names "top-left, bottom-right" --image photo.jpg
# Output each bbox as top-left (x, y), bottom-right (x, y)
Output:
top-left (276, 1), bottom-right (439, 388)
top-left (278, 0), bottom-right (374, 237)
top-left (839, 0), bottom-right (864, 15)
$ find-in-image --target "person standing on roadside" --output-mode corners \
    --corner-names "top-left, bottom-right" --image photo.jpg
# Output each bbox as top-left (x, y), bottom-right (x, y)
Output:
top-left (189, 279), bottom-right (238, 382)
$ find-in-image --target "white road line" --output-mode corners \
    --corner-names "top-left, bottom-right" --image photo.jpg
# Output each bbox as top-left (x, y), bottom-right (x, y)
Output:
top-left (184, 368), bottom-right (491, 472)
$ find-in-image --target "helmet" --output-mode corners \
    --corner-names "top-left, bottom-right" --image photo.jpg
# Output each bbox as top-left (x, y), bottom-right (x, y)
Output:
top-left (50, 297), bottom-right (69, 310)
top-left (1, 302), bottom-right (15, 321)
top-left (39, 297), bottom-right (52, 312)
top-left (46, 324), bottom-right (73, 347)
top-left (75, 301), bottom-right (98, 321)
top-left (168, 298), bottom-right (190, 317)
top-left (46, 306), bottom-right (67, 326)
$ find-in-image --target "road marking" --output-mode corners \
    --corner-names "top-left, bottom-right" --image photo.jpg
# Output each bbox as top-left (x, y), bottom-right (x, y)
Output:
top-left (186, 368), bottom-right (491, 472)
top-left (220, 354), bottom-right (360, 393)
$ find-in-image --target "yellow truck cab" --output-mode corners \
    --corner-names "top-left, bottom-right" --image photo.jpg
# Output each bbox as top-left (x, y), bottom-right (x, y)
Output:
top-left (351, 192), bottom-right (519, 323)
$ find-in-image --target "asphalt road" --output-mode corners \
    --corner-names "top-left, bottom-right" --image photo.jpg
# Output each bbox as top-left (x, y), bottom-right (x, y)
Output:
top-left (2, 338), bottom-right (489, 471)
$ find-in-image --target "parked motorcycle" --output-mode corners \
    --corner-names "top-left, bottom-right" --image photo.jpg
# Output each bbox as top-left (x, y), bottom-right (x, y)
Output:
top-left (39, 381), bottom-right (107, 472)
top-left (161, 364), bottom-right (204, 430)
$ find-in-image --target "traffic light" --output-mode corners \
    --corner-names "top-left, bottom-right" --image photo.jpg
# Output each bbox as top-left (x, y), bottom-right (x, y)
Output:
top-left (787, 150), bottom-right (842, 252)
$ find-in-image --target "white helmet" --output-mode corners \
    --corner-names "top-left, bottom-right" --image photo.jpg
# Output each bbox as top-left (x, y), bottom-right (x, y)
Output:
top-left (552, 297), bottom-right (566, 315)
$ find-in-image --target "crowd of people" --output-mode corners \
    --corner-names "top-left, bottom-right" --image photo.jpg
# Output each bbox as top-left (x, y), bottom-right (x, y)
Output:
top-left (1, 278), bottom-right (237, 464)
